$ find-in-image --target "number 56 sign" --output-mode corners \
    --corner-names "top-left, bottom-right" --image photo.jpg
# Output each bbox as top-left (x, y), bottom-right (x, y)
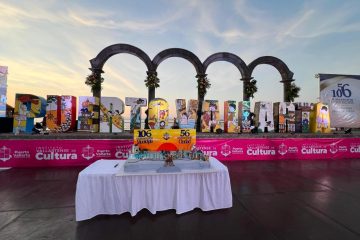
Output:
top-left (133, 129), bottom-right (196, 151)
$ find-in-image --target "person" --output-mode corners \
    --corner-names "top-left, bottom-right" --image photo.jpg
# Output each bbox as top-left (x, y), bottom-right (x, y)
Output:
top-left (172, 117), bottom-right (179, 129)
top-left (42, 114), bottom-right (47, 131)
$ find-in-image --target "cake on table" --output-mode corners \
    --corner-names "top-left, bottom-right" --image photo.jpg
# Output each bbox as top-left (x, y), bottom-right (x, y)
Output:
top-left (123, 129), bottom-right (210, 173)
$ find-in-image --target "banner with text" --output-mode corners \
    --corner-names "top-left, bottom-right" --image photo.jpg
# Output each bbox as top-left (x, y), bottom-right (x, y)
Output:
top-left (1, 138), bottom-right (359, 167)
top-left (319, 73), bottom-right (360, 128)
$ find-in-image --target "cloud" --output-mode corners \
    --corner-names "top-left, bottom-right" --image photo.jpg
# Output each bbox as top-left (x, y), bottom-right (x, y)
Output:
top-left (66, 5), bottom-right (188, 32)
top-left (277, 3), bottom-right (360, 41)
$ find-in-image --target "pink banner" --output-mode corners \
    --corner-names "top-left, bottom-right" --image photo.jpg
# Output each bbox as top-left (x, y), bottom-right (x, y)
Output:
top-left (0, 140), bottom-right (132, 167)
top-left (0, 138), bottom-right (359, 167)
top-left (196, 138), bottom-right (360, 161)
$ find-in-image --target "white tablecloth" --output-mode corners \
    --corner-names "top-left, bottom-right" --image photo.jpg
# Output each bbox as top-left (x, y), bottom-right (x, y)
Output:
top-left (75, 158), bottom-right (232, 221)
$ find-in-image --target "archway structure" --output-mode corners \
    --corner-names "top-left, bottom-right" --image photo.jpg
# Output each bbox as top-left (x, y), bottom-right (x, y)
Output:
top-left (203, 52), bottom-right (249, 78)
top-left (90, 43), bottom-right (153, 72)
top-left (248, 56), bottom-right (294, 101)
top-left (88, 44), bottom-right (298, 131)
top-left (203, 52), bottom-right (251, 101)
top-left (152, 48), bottom-right (205, 132)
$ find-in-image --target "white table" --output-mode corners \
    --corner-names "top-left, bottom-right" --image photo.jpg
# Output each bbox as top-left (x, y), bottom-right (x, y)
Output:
top-left (75, 158), bottom-right (232, 221)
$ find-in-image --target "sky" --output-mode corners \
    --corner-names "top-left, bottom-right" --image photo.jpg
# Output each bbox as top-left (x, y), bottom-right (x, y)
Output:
top-left (1, 0), bottom-right (360, 118)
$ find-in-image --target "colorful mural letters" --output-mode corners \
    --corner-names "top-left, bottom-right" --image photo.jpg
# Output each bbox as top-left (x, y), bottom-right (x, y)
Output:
top-left (224, 101), bottom-right (238, 133)
top-left (273, 102), bottom-right (295, 133)
top-left (310, 102), bottom-right (331, 133)
top-left (295, 102), bottom-right (312, 133)
top-left (201, 100), bottom-right (221, 132)
top-left (13, 94), bottom-right (46, 133)
top-left (238, 101), bottom-right (251, 133)
top-left (46, 95), bottom-right (76, 132)
top-left (187, 99), bottom-right (198, 128)
top-left (100, 97), bottom-right (125, 133)
top-left (254, 102), bottom-right (274, 133)
top-left (77, 96), bottom-right (99, 132)
top-left (175, 99), bottom-right (197, 129)
top-left (125, 97), bottom-right (147, 131)
top-left (148, 98), bottom-right (169, 129)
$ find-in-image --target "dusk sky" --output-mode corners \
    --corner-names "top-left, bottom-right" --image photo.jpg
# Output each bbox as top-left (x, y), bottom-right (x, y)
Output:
top-left (1, 0), bottom-right (360, 118)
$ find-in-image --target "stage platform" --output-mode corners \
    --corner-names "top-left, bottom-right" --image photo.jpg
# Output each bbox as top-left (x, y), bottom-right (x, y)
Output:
top-left (0, 131), bottom-right (359, 167)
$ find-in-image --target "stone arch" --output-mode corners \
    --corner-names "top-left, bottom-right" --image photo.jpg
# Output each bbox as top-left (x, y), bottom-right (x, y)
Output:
top-left (248, 56), bottom-right (295, 101)
top-left (89, 43), bottom-right (153, 71)
top-left (203, 52), bottom-right (252, 101)
top-left (152, 48), bottom-right (204, 74)
top-left (248, 56), bottom-right (294, 81)
top-left (203, 52), bottom-right (250, 78)
top-left (152, 48), bottom-right (205, 132)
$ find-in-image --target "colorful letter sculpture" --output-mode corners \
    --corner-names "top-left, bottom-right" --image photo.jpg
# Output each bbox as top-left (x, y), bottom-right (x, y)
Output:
top-left (201, 100), bottom-right (221, 132)
top-left (0, 66), bottom-right (7, 117)
top-left (310, 102), bottom-right (331, 133)
top-left (100, 97), bottom-right (125, 133)
top-left (187, 99), bottom-right (198, 128)
top-left (175, 99), bottom-right (198, 129)
top-left (175, 99), bottom-right (187, 128)
top-left (254, 102), bottom-right (274, 133)
top-left (224, 101), bottom-right (238, 133)
top-left (77, 96), bottom-right (99, 132)
top-left (238, 101), bottom-right (251, 133)
top-left (13, 94), bottom-right (46, 133)
top-left (125, 97), bottom-right (147, 131)
top-left (148, 98), bottom-right (169, 129)
top-left (273, 102), bottom-right (296, 133)
top-left (46, 95), bottom-right (76, 132)
top-left (294, 102), bottom-right (312, 133)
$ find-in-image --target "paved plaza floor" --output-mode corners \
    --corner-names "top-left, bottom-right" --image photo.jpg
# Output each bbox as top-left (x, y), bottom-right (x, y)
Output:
top-left (1, 159), bottom-right (360, 240)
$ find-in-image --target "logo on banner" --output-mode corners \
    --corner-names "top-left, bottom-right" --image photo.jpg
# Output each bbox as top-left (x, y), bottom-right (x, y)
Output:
top-left (82, 145), bottom-right (95, 160)
top-left (278, 143), bottom-right (288, 155)
top-left (329, 143), bottom-right (338, 154)
top-left (220, 144), bottom-right (232, 157)
top-left (0, 146), bottom-right (12, 162)
top-left (162, 132), bottom-right (170, 140)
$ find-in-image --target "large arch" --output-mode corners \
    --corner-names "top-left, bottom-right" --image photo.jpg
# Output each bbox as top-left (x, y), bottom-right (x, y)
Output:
top-left (152, 48), bottom-right (204, 74)
top-left (88, 44), bottom-right (153, 132)
top-left (89, 43), bottom-right (153, 71)
top-left (203, 52), bottom-right (251, 101)
top-left (152, 48), bottom-right (205, 132)
top-left (248, 56), bottom-right (294, 81)
top-left (203, 52), bottom-right (250, 78)
top-left (248, 56), bottom-right (295, 101)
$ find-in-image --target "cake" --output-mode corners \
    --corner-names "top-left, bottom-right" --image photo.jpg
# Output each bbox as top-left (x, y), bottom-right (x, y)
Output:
top-left (123, 129), bottom-right (210, 173)
top-left (124, 146), bottom-right (211, 173)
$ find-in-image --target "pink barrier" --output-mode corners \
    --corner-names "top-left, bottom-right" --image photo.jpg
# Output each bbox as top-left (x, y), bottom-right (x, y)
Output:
top-left (0, 138), bottom-right (359, 167)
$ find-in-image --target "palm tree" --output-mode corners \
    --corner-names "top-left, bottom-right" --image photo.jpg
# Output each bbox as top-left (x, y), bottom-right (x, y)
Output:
top-left (85, 72), bottom-right (103, 99)
top-left (85, 72), bottom-right (104, 132)
top-left (286, 83), bottom-right (301, 102)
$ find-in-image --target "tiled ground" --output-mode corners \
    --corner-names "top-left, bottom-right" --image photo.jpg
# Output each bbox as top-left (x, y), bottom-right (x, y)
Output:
top-left (1, 159), bottom-right (360, 240)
